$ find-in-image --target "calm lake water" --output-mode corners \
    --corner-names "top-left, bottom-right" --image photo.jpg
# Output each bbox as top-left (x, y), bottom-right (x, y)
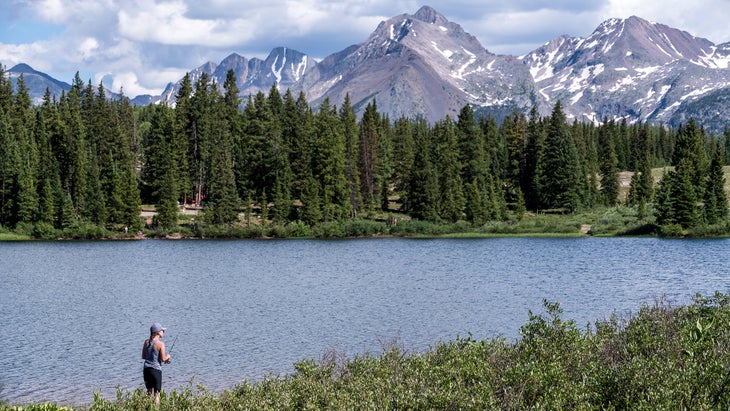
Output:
top-left (1, 237), bottom-right (729, 405)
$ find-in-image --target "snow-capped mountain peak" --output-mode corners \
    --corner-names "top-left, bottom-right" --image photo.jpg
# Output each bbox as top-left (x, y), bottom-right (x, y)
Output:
top-left (522, 15), bottom-right (730, 126)
top-left (9, 8), bottom-right (730, 131)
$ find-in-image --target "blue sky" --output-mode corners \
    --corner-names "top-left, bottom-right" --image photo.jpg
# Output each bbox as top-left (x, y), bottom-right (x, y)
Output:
top-left (1, 0), bottom-right (729, 97)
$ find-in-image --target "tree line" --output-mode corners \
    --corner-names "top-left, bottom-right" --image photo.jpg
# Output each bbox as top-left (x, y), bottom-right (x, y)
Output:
top-left (1, 66), bottom-right (729, 235)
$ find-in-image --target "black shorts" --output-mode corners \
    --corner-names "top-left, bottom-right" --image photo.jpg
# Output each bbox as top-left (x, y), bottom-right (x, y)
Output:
top-left (143, 367), bottom-right (162, 392)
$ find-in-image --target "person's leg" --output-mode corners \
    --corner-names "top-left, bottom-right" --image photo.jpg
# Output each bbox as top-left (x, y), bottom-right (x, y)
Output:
top-left (152, 368), bottom-right (163, 405)
top-left (143, 367), bottom-right (162, 404)
top-left (143, 367), bottom-right (154, 396)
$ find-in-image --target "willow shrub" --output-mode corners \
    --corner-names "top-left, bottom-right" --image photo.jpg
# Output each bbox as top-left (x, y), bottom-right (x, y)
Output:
top-left (8, 293), bottom-right (730, 410)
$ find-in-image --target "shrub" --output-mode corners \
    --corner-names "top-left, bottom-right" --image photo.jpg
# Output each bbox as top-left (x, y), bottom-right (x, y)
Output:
top-left (659, 223), bottom-right (685, 237)
top-left (312, 222), bottom-right (346, 238)
top-left (31, 222), bottom-right (60, 239)
top-left (14, 293), bottom-right (730, 409)
top-left (340, 219), bottom-right (387, 237)
top-left (63, 222), bottom-right (110, 240)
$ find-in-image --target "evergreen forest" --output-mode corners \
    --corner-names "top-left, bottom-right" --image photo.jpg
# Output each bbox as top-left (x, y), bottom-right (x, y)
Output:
top-left (2, 67), bottom-right (730, 239)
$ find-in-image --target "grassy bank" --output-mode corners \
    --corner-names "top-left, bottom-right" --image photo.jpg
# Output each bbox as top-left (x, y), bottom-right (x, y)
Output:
top-left (5, 293), bottom-right (730, 410)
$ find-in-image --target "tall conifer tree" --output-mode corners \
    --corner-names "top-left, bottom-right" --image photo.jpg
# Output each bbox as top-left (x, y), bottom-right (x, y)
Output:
top-left (597, 121), bottom-right (620, 206)
top-left (704, 141), bottom-right (728, 224)
top-left (340, 94), bottom-right (361, 217)
top-left (536, 101), bottom-right (584, 212)
top-left (434, 117), bottom-right (464, 222)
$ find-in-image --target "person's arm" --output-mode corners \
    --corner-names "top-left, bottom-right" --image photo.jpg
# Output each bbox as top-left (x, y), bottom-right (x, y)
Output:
top-left (142, 340), bottom-right (148, 360)
top-left (157, 340), bottom-right (170, 363)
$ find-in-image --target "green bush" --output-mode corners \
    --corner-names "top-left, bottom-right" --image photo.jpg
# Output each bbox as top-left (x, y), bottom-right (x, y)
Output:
top-left (341, 219), bottom-right (387, 237)
top-left (31, 222), bottom-right (61, 239)
top-left (390, 219), bottom-right (473, 236)
top-left (62, 222), bottom-right (110, 240)
top-left (266, 221), bottom-right (315, 238)
top-left (312, 222), bottom-right (346, 238)
top-left (687, 222), bottom-right (730, 238)
top-left (659, 223), bottom-right (686, 237)
top-left (11, 295), bottom-right (730, 409)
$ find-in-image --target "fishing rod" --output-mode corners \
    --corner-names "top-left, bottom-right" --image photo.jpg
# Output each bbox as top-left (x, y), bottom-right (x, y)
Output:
top-left (164, 335), bottom-right (178, 364)
top-left (167, 335), bottom-right (178, 354)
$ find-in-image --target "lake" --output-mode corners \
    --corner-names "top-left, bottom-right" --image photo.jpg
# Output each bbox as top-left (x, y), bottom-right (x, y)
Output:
top-left (1, 237), bottom-right (729, 405)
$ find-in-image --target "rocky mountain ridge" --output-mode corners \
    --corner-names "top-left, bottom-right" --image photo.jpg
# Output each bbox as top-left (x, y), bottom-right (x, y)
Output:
top-left (5, 6), bottom-right (730, 131)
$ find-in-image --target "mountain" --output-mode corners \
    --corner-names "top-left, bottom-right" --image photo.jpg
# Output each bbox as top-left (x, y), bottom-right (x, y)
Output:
top-left (295, 6), bottom-right (538, 120)
top-left (6, 63), bottom-right (148, 106)
top-left (157, 47), bottom-right (315, 105)
top-left (521, 16), bottom-right (730, 128)
top-left (6, 8), bottom-right (730, 131)
top-left (6, 63), bottom-right (71, 104)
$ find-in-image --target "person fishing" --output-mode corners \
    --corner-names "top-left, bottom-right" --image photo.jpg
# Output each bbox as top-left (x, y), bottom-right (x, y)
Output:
top-left (142, 322), bottom-right (171, 405)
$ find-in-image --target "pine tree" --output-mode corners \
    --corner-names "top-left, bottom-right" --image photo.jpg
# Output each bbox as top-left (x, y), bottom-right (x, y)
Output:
top-left (300, 174), bottom-right (322, 225)
top-left (724, 127), bottom-right (730, 165)
top-left (655, 169), bottom-right (676, 226)
top-left (173, 73), bottom-right (193, 204)
top-left (597, 121), bottom-right (620, 206)
top-left (204, 122), bottom-right (240, 225)
top-left (204, 78), bottom-right (241, 225)
top-left (35, 90), bottom-right (58, 225)
top-left (377, 114), bottom-right (393, 212)
top-left (154, 167), bottom-right (179, 230)
top-left (627, 126), bottom-right (654, 218)
top-left (313, 98), bottom-right (350, 221)
top-left (60, 73), bottom-right (90, 219)
top-left (143, 104), bottom-right (178, 229)
top-left (391, 116), bottom-right (415, 205)
top-left (189, 72), bottom-right (214, 206)
top-left (501, 110), bottom-right (528, 214)
top-left (0, 109), bottom-right (19, 226)
top-left (673, 118), bottom-right (709, 195)
top-left (536, 101), bottom-right (584, 212)
top-left (407, 128), bottom-right (439, 221)
top-left (283, 91), bottom-right (314, 205)
top-left (82, 145), bottom-right (107, 224)
top-left (119, 165), bottom-right (141, 228)
top-left (672, 158), bottom-right (699, 228)
top-left (340, 94), bottom-right (361, 216)
top-left (359, 101), bottom-right (380, 211)
top-left (523, 107), bottom-right (544, 212)
top-left (457, 105), bottom-right (491, 223)
top-left (703, 141), bottom-right (728, 224)
top-left (433, 117), bottom-right (464, 222)
top-left (265, 85), bottom-right (292, 223)
top-left (0, 65), bottom-right (13, 114)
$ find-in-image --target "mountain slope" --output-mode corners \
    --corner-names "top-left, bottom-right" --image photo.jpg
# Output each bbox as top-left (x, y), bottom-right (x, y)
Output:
top-left (522, 16), bottom-right (730, 126)
top-left (6, 9), bottom-right (730, 131)
top-left (298, 6), bottom-right (539, 119)
top-left (159, 48), bottom-right (315, 105)
top-left (7, 63), bottom-right (71, 104)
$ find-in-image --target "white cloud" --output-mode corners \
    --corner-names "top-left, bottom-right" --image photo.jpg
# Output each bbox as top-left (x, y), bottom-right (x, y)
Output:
top-left (32, 0), bottom-right (68, 23)
top-left (2, 0), bottom-right (730, 98)
top-left (77, 37), bottom-right (99, 60)
top-left (118, 0), bottom-right (224, 46)
top-left (466, 8), bottom-right (602, 55)
top-left (0, 42), bottom-right (46, 66)
top-left (103, 71), bottom-right (162, 96)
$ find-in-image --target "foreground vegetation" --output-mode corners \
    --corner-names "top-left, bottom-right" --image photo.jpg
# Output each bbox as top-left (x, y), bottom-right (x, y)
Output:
top-left (5, 293), bottom-right (730, 410)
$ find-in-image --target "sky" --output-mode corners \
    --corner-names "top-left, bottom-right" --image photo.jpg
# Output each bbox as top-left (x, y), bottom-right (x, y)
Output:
top-left (1, 0), bottom-right (729, 98)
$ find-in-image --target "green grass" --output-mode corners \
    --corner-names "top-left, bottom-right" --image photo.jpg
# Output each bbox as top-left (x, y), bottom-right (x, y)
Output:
top-left (0, 232), bottom-right (31, 241)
